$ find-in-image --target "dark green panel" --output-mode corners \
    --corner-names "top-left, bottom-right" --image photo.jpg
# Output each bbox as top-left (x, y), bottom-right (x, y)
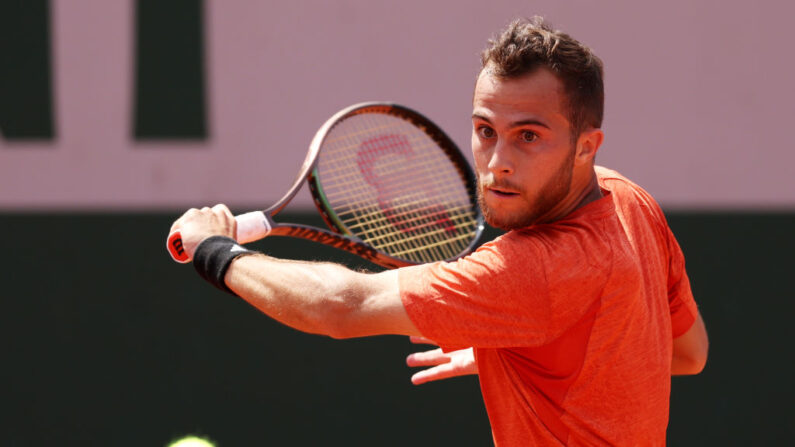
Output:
top-left (665, 213), bottom-right (795, 445)
top-left (134, 0), bottom-right (206, 140)
top-left (0, 0), bottom-right (54, 140)
top-left (0, 212), bottom-right (792, 445)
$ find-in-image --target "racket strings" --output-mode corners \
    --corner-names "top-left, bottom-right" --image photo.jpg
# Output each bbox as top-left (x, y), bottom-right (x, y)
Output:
top-left (322, 171), bottom-right (470, 220)
top-left (321, 121), bottom-right (436, 146)
top-left (321, 123), bottom-right (470, 212)
top-left (318, 135), bottom-right (445, 177)
top-left (325, 171), bottom-right (475, 236)
top-left (328, 178), bottom-right (469, 262)
top-left (320, 115), bottom-right (476, 257)
top-left (322, 155), bottom-right (467, 203)
top-left (348, 209), bottom-right (476, 247)
top-left (340, 204), bottom-right (476, 232)
top-left (352, 206), bottom-right (474, 262)
top-left (334, 196), bottom-right (475, 235)
top-left (316, 113), bottom-right (478, 263)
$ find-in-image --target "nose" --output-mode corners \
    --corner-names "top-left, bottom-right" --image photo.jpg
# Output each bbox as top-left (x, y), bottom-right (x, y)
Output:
top-left (488, 140), bottom-right (514, 176)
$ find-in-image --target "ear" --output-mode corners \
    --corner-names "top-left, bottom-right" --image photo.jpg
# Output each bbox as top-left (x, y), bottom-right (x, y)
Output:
top-left (575, 128), bottom-right (604, 165)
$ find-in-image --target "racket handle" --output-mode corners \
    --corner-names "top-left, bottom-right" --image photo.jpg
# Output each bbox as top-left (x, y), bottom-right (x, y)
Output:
top-left (167, 211), bottom-right (272, 263)
top-left (235, 211), bottom-right (272, 244)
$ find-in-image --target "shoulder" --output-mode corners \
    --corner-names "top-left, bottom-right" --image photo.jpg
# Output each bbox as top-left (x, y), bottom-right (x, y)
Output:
top-left (595, 165), bottom-right (667, 222)
top-left (595, 166), bottom-right (681, 265)
top-left (595, 165), bottom-right (649, 198)
top-left (438, 231), bottom-right (544, 279)
top-left (477, 219), bottom-right (615, 283)
top-left (399, 230), bottom-right (548, 289)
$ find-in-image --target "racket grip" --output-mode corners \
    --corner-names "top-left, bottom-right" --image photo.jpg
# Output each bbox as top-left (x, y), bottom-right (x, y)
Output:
top-left (235, 211), bottom-right (272, 244)
top-left (166, 211), bottom-right (271, 263)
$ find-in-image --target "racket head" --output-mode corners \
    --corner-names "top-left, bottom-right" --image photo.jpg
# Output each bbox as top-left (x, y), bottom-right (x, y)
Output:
top-left (307, 102), bottom-right (484, 265)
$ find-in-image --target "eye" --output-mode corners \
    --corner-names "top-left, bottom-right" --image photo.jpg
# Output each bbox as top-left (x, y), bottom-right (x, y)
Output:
top-left (520, 130), bottom-right (538, 143)
top-left (477, 125), bottom-right (496, 139)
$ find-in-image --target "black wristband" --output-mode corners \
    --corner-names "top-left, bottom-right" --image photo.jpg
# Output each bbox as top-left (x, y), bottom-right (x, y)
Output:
top-left (193, 236), bottom-right (255, 295)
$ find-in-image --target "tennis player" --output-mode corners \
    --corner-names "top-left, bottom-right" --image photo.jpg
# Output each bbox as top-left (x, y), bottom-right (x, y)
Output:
top-left (171, 17), bottom-right (708, 446)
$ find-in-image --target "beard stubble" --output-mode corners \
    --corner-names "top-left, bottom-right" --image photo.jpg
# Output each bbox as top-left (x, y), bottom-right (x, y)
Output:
top-left (477, 147), bottom-right (576, 230)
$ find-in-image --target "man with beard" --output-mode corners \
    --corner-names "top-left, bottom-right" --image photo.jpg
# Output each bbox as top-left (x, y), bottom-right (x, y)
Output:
top-left (170, 17), bottom-right (708, 446)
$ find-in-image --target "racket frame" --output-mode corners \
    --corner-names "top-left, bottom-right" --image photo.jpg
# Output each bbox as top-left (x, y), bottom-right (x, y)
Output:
top-left (299, 102), bottom-right (485, 267)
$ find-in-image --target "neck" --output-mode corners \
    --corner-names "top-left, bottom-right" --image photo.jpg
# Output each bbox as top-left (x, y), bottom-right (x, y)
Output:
top-left (574, 171), bottom-right (603, 208)
top-left (537, 168), bottom-right (602, 224)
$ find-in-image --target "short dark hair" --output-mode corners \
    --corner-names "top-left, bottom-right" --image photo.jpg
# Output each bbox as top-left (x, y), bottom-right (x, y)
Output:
top-left (481, 17), bottom-right (604, 138)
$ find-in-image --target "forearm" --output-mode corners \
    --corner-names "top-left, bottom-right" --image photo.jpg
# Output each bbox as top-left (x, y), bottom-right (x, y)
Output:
top-left (671, 353), bottom-right (704, 376)
top-left (670, 312), bottom-right (708, 375)
top-left (223, 254), bottom-right (414, 338)
top-left (223, 254), bottom-right (360, 337)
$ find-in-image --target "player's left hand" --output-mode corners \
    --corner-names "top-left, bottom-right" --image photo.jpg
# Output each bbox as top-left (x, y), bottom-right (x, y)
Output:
top-left (406, 336), bottom-right (478, 385)
top-left (170, 204), bottom-right (237, 260)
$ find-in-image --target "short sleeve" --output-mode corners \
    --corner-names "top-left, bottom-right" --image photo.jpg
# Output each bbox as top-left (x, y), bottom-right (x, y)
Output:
top-left (399, 228), bottom-right (610, 350)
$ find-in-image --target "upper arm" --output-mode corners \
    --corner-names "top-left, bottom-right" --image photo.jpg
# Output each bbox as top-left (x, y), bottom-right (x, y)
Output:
top-left (672, 311), bottom-right (708, 375)
top-left (331, 269), bottom-right (421, 339)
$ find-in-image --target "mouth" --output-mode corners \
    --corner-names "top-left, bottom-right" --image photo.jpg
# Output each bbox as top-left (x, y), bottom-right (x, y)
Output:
top-left (487, 186), bottom-right (520, 198)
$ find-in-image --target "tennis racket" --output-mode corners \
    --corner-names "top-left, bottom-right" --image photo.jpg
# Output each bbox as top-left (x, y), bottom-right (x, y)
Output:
top-left (167, 102), bottom-right (484, 269)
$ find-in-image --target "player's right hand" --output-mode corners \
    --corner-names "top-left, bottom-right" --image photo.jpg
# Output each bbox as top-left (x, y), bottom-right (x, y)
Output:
top-left (169, 204), bottom-right (237, 261)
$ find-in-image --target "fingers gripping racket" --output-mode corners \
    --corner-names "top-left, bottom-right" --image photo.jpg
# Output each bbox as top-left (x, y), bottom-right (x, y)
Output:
top-left (167, 102), bottom-right (484, 269)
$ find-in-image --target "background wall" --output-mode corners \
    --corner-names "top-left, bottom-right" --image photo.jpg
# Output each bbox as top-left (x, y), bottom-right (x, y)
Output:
top-left (1, 0), bottom-right (793, 210)
top-left (2, 1), bottom-right (793, 445)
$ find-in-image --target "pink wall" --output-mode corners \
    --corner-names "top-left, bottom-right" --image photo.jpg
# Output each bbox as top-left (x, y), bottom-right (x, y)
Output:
top-left (1, 0), bottom-right (793, 210)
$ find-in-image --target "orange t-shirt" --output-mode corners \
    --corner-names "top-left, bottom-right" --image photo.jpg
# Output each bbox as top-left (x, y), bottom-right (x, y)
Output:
top-left (399, 166), bottom-right (698, 446)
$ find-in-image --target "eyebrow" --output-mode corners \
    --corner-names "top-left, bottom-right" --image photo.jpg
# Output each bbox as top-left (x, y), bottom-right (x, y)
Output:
top-left (472, 113), bottom-right (551, 130)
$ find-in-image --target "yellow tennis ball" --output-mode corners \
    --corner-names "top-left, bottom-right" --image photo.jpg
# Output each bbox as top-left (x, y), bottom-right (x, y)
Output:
top-left (168, 435), bottom-right (215, 447)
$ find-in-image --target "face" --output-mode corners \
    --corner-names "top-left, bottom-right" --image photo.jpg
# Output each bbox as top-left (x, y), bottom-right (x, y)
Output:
top-left (472, 67), bottom-right (579, 230)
